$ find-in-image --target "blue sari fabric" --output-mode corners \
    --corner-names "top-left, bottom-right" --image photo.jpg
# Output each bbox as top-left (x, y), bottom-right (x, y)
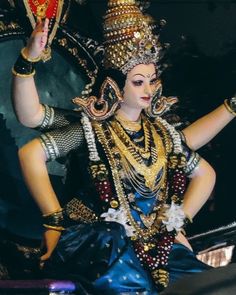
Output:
top-left (44, 221), bottom-right (211, 295)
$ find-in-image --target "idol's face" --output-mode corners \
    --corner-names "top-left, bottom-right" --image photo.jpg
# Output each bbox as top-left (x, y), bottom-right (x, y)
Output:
top-left (122, 63), bottom-right (158, 111)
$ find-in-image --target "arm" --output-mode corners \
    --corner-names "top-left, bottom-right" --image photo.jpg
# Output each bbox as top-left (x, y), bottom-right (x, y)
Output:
top-left (11, 19), bottom-right (49, 127)
top-left (183, 157), bottom-right (216, 219)
top-left (19, 138), bottom-right (62, 262)
top-left (182, 104), bottom-right (235, 151)
top-left (175, 157), bottom-right (216, 249)
top-left (18, 122), bottom-right (84, 261)
top-left (18, 138), bottom-right (61, 214)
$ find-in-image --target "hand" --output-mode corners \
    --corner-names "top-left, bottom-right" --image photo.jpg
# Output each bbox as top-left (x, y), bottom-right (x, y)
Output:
top-left (40, 229), bottom-right (61, 269)
top-left (25, 18), bottom-right (49, 59)
top-left (175, 231), bottom-right (193, 251)
top-left (197, 246), bottom-right (233, 267)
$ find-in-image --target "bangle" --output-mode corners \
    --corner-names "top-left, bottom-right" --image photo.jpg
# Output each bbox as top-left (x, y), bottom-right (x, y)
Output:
top-left (42, 208), bottom-right (63, 217)
top-left (42, 209), bottom-right (65, 229)
top-left (12, 54), bottom-right (35, 77)
top-left (12, 67), bottom-right (35, 78)
top-left (43, 224), bottom-right (65, 231)
top-left (12, 47), bottom-right (41, 77)
top-left (224, 98), bottom-right (236, 116)
top-left (21, 47), bottom-right (41, 63)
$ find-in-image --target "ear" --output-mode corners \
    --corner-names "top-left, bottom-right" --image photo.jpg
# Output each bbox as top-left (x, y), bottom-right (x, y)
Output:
top-left (72, 77), bottom-right (123, 120)
top-left (145, 81), bottom-right (178, 117)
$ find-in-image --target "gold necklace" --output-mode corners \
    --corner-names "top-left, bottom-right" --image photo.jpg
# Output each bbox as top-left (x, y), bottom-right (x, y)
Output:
top-left (93, 120), bottom-right (168, 240)
top-left (115, 113), bottom-right (142, 132)
top-left (23, 0), bottom-right (64, 61)
top-left (108, 119), bottom-right (166, 191)
top-left (111, 116), bottom-right (151, 160)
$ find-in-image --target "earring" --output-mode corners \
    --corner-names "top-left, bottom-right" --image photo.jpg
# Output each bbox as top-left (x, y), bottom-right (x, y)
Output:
top-left (73, 77), bottom-right (124, 120)
top-left (145, 82), bottom-right (178, 117)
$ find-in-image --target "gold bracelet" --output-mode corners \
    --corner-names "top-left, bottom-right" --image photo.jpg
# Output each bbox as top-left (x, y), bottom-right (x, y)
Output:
top-left (224, 99), bottom-right (236, 116)
top-left (43, 224), bottom-right (65, 231)
top-left (21, 47), bottom-right (41, 63)
top-left (42, 208), bottom-right (63, 217)
top-left (12, 67), bottom-right (36, 78)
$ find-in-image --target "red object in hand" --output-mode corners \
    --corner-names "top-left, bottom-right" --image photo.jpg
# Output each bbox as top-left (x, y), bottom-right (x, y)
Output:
top-left (28, 0), bottom-right (59, 19)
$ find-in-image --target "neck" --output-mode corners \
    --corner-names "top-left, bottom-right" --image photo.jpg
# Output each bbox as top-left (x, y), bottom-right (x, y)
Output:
top-left (116, 106), bottom-right (142, 121)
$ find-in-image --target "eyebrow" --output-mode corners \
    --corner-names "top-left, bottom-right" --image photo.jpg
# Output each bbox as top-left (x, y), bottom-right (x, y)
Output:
top-left (132, 73), bottom-right (156, 78)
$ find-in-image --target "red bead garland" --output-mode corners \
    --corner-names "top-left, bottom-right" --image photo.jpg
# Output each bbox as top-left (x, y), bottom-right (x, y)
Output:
top-left (94, 180), bottom-right (113, 203)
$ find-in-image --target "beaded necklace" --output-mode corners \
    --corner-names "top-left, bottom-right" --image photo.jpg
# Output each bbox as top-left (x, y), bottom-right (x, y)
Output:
top-left (81, 112), bottom-right (187, 290)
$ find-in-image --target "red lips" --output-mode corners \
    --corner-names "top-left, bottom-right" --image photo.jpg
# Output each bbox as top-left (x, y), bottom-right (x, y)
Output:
top-left (141, 96), bottom-right (151, 101)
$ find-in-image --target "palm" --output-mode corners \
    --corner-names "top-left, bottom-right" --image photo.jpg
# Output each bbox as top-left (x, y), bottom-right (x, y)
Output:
top-left (27, 18), bottom-right (49, 59)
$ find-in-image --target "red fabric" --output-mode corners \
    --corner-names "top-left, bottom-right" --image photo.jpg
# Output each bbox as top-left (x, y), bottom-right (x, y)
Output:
top-left (28, 0), bottom-right (58, 19)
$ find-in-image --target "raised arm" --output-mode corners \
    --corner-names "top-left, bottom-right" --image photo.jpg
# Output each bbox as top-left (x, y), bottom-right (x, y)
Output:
top-left (11, 19), bottom-right (49, 127)
top-left (182, 100), bottom-right (235, 151)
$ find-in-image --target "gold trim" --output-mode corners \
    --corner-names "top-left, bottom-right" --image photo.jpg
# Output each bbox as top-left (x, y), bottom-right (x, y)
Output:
top-left (12, 68), bottom-right (36, 77)
top-left (21, 47), bottom-right (41, 62)
top-left (224, 99), bottom-right (236, 116)
top-left (43, 224), bottom-right (65, 231)
top-left (42, 208), bottom-right (63, 217)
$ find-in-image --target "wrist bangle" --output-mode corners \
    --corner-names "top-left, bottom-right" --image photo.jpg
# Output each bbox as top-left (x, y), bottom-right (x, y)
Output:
top-left (224, 98), bottom-right (236, 116)
top-left (12, 47), bottom-right (41, 77)
top-left (43, 224), bottom-right (65, 231)
top-left (42, 208), bottom-right (63, 217)
top-left (12, 55), bottom-right (35, 77)
top-left (21, 47), bottom-right (41, 63)
top-left (12, 67), bottom-right (36, 78)
top-left (42, 209), bottom-right (65, 229)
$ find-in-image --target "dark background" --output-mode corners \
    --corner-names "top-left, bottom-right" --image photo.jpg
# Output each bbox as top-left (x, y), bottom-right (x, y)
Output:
top-left (0, 0), bottom-right (236, 240)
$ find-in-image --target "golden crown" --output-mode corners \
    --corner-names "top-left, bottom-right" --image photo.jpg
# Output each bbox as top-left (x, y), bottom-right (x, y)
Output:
top-left (103, 0), bottom-right (162, 74)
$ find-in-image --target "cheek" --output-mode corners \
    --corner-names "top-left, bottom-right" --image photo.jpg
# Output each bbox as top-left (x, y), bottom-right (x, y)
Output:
top-left (124, 85), bottom-right (141, 99)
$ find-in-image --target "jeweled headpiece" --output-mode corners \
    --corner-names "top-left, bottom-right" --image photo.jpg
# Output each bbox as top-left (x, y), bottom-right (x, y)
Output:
top-left (73, 0), bottom-right (177, 120)
top-left (103, 0), bottom-right (162, 74)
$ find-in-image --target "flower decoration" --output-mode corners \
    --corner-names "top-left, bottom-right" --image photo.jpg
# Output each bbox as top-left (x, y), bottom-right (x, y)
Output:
top-left (162, 202), bottom-right (186, 232)
top-left (101, 208), bottom-right (136, 237)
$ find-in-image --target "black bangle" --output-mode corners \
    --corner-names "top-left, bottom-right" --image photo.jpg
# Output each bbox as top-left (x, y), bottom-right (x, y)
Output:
top-left (42, 209), bottom-right (65, 230)
top-left (12, 50), bottom-right (39, 77)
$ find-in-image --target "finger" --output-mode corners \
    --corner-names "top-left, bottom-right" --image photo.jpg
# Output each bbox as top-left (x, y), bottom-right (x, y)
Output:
top-left (36, 16), bottom-right (42, 24)
top-left (44, 18), bottom-right (49, 28)
top-left (41, 35), bottom-right (48, 46)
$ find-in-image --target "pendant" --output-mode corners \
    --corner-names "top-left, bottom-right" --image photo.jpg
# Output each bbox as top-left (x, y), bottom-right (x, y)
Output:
top-left (36, 1), bottom-right (50, 18)
top-left (140, 213), bottom-right (156, 228)
top-left (28, 0), bottom-right (58, 19)
top-left (141, 151), bottom-right (151, 159)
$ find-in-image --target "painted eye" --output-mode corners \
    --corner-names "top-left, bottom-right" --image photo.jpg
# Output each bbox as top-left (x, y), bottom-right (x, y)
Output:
top-left (150, 78), bottom-right (158, 85)
top-left (132, 80), bottom-right (143, 86)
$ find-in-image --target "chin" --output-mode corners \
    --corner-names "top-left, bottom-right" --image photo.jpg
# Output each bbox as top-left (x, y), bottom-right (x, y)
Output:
top-left (139, 101), bottom-right (151, 109)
